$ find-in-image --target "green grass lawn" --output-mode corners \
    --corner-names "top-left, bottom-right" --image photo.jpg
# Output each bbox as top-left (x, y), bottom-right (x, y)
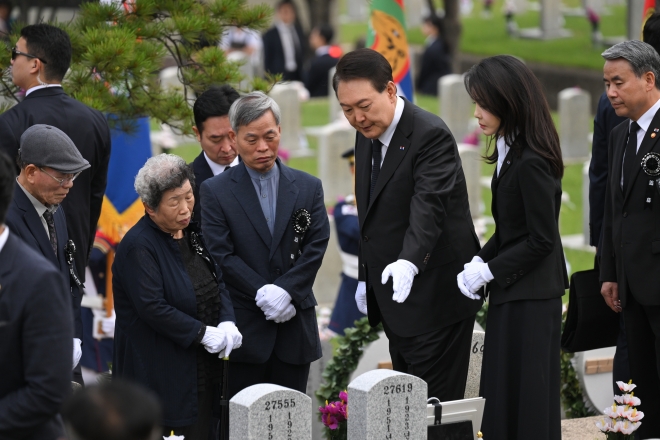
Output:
top-left (339, 0), bottom-right (627, 71)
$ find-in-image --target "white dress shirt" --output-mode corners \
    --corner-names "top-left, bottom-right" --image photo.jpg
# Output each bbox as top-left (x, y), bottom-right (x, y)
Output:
top-left (0, 225), bottom-right (8, 253)
top-left (204, 153), bottom-right (239, 176)
top-left (496, 136), bottom-right (511, 177)
top-left (275, 21), bottom-right (299, 72)
top-left (373, 96), bottom-right (405, 168)
top-left (25, 84), bottom-right (63, 96)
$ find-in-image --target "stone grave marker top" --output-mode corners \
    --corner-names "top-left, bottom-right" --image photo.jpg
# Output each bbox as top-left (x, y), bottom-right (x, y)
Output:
top-left (464, 330), bottom-right (485, 399)
top-left (348, 369), bottom-right (427, 440)
top-left (229, 384), bottom-right (311, 440)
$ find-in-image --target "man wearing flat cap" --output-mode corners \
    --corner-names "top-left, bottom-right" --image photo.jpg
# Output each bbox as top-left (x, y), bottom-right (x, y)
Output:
top-left (6, 124), bottom-right (90, 386)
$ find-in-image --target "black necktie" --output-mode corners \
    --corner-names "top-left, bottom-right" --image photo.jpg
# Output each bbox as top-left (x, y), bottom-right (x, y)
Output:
top-left (369, 139), bottom-right (382, 205)
top-left (43, 211), bottom-right (58, 257)
top-left (223, 165), bottom-right (230, 173)
top-left (623, 121), bottom-right (641, 191)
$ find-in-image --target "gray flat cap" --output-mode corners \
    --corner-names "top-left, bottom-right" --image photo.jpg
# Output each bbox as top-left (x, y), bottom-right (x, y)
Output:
top-left (19, 124), bottom-right (90, 174)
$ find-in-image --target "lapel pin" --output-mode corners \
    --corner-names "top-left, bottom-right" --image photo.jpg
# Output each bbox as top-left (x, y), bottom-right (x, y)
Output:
top-left (506, 160), bottom-right (511, 164)
top-left (654, 128), bottom-right (659, 132)
top-left (652, 133), bottom-right (657, 139)
top-left (400, 146), bottom-right (405, 150)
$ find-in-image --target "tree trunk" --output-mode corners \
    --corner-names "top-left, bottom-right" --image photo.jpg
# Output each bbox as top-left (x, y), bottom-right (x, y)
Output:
top-left (443, 0), bottom-right (462, 68)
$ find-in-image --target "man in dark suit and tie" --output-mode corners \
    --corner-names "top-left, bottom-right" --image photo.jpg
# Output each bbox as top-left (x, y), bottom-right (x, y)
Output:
top-left (333, 48), bottom-right (482, 400)
top-left (0, 151), bottom-right (73, 440)
top-left (190, 85), bottom-right (241, 221)
top-left (6, 124), bottom-right (90, 386)
top-left (201, 91), bottom-right (329, 397)
top-left (600, 40), bottom-right (660, 438)
top-left (262, 0), bottom-right (306, 81)
top-left (304, 24), bottom-right (340, 98)
top-left (0, 23), bottom-right (111, 287)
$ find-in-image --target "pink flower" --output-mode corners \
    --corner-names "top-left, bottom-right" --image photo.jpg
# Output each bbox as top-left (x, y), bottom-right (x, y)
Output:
top-left (319, 394), bottom-right (348, 430)
top-left (624, 408), bottom-right (644, 422)
top-left (610, 421), bottom-right (623, 433)
top-left (623, 394), bottom-right (641, 406)
top-left (617, 381), bottom-right (637, 392)
top-left (604, 403), bottom-right (627, 418)
top-left (595, 417), bottom-right (612, 432)
top-left (619, 420), bottom-right (642, 435)
top-left (339, 390), bottom-right (348, 403)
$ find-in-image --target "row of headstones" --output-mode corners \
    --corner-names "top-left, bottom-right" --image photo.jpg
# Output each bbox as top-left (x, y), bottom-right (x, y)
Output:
top-left (231, 365), bottom-right (483, 439)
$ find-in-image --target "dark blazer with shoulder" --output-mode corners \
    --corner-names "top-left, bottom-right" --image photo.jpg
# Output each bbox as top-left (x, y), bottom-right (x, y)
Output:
top-left (601, 109), bottom-right (660, 306)
top-left (304, 53), bottom-right (339, 97)
top-left (5, 184), bottom-right (82, 340)
top-left (589, 92), bottom-right (626, 253)
top-left (478, 146), bottom-right (568, 305)
top-left (191, 151), bottom-right (214, 223)
top-left (200, 160), bottom-right (330, 365)
top-left (415, 37), bottom-right (452, 96)
top-left (356, 99), bottom-right (482, 337)
top-left (0, 232), bottom-right (73, 440)
top-left (112, 215), bottom-right (235, 426)
top-left (262, 25), bottom-right (306, 81)
top-left (0, 87), bottom-right (111, 282)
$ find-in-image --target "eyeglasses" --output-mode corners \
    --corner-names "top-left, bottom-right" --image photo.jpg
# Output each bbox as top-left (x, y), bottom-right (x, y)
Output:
top-left (11, 47), bottom-right (48, 64)
top-left (39, 167), bottom-right (81, 186)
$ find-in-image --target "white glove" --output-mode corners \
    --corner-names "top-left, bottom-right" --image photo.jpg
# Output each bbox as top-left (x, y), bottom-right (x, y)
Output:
top-left (201, 326), bottom-right (227, 354)
top-left (462, 256), bottom-right (494, 294)
top-left (217, 321), bottom-right (242, 358)
top-left (274, 303), bottom-right (297, 324)
top-left (256, 284), bottom-right (293, 321)
top-left (381, 259), bottom-right (418, 303)
top-left (72, 338), bottom-right (82, 370)
top-left (457, 271), bottom-right (481, 300)
top-left (101, 311), bottom-right (115, 337)
top-left (355, 281), bottom-right (368, 314)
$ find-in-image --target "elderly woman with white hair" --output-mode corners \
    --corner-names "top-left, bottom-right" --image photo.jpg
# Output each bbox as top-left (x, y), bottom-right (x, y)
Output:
top-left (112, 154), bottom-right (242, 439)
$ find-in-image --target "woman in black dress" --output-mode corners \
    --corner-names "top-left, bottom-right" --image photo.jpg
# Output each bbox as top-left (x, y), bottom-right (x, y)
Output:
top-left (457, 55), bottom-right (568, 440)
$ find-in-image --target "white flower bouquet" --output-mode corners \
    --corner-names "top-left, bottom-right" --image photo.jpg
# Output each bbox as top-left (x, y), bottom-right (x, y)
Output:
top-left (595, 381), bottom-right (644, 439)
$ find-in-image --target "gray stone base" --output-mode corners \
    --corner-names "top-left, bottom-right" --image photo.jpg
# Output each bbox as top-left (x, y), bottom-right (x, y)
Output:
top-left (561, 416), bottom-right (606, 440)
top-left (518, 27), bottom-right (573, 40)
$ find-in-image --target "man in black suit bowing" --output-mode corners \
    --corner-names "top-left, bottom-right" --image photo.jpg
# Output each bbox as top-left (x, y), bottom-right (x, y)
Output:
top-left (0, 24), bottom-right (111, 287)
top-left (333, 49), bottom-right (481, 400)
top-left (0, 152), bottom-right (73, 440)
top-left (201, 91), bottom-right (329, 397)
top-left (190, 85), bottom-right (241, 221)
top-left (6, 124), bottom-right (89, 386)
top-left (601, 40), bottom-right (660, 438)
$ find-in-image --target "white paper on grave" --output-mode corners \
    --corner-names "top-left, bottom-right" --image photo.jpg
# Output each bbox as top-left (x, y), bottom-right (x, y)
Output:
top-left (426, 397), bottom-right (485, 440)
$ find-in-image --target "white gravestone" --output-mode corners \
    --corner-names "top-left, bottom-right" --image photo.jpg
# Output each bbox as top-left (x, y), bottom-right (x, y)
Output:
top-left (464, 330), bottom-right (485, 399)
top-left (458, 144), bottom-right (482, 220)
top-left (328, 67), bottom-right (342, 123)
top-left (317, 124), bottom-right (356, 204)
top-left (269, 84), bottom-right (308, 156)
top-left (559, 87), bottom-right (591, 162)
top-left (159, 66), bottom-right (184, 93)
top-left (306, 339), bottom-right (334, 440)
top-left (440, 75), bottom-right (473, 145)
top-left (229, 384), bottom-right (312, 440)
top-left (519, 0), bottom-right (571, 39)
top-left (312, 215), bottom-right (342, 307)
top-left (348, 369), bottom-right (427, 439)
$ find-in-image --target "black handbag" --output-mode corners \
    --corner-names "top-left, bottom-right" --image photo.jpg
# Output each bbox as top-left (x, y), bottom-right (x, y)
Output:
top-left (560, 268), bottom-right (619, 353)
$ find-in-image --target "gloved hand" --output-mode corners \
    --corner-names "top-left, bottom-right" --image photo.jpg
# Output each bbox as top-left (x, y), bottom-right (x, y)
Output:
top-left (355, 281), bottom-right (368, 314)
top-left (462, 256), bottom-right (494, 294)
top-left (217, 321), bottom-right (242, 358)
top-left (275, 303), bottom-right (297, 324)
top-left (457, 271), bottom-right (481, 300)
top-left (72, 338), bottom-right (82, 370)
top-left (101, 311), bottom-right (115, 337)
top-left (201, 326), bottom-right (227, 354)
top-left (256, 284), bottom-right (293, 322)
top-left (381, 259), bottom-right (418, 303)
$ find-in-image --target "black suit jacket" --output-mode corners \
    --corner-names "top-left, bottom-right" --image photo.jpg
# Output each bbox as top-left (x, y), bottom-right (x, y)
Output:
top-left (0, 232), bottom-right (73, 440)
top-left (601, 108), bottom-right (660, 306)
top-left (477, 146), bottom-right (568, 304)
top-left (200, 160), bottom-right (329, 364)
top-left (0, 88), bottom-right (111, 282)
top-left (5, 185), bottom-right (82, 339)
top-left (191, 152), bottom-right (214, 223)
top-left (415, 37), bottom-right (451, 96)
top-left (589, 92), bottom-right (626, 253)
top-left (355, 99), bottom-right (482, 337)
top-left (304, 53), bottom-right (339, 97)
top-left (262, 25), bottom-right (306, 81)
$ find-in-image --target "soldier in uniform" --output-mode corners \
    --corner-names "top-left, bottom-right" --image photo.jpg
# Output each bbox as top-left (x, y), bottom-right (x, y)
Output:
top-left (327, 148), bottom-right (364, 337)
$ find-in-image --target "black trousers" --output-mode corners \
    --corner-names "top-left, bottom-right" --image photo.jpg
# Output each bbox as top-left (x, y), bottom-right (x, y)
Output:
top-left (162, 390), bottom-right (213, 440)
top-left (227, 352), bottom-right (310, 400)
top-left (624, 291), bottom-right (660, 439)
top-left (382, 314), bottom-right (475, 401)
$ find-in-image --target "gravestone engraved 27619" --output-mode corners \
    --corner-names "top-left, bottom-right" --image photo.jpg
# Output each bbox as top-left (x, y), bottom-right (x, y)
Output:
top-left (348, 369), bottom-right (427, 439)
top-left (229, 384), bottom-right (312, 440)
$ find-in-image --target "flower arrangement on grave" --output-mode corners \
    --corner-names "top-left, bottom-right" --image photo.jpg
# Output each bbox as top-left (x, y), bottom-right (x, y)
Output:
top-left (595, 381), bottom-right (644, 439)
top-left (318, 390), bottom-right (348, 440)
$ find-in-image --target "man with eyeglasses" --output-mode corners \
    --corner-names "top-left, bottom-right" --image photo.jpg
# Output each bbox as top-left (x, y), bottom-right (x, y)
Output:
top-left (5, 124), bottom-right (90, 387)
top-left (0, 24), bottom-right (111, 303)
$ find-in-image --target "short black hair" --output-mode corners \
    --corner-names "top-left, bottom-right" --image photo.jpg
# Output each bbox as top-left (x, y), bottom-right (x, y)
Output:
top-left (193, 85), bottom-right (240, 133)
top-left (20, 24), bottom-right (72, 82)
top-left (315, 24), bottom-right (334, 45)
top-left (276, 0), bottom-right (295, 10)
top-left (61, 381), bottom-right (161, 440)
top-left (0, 152), bottom-right (15, 225)
top-left (333, 48), bottom-right (393, 94)
top-left (643, 12), bottom-right (660, 54)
